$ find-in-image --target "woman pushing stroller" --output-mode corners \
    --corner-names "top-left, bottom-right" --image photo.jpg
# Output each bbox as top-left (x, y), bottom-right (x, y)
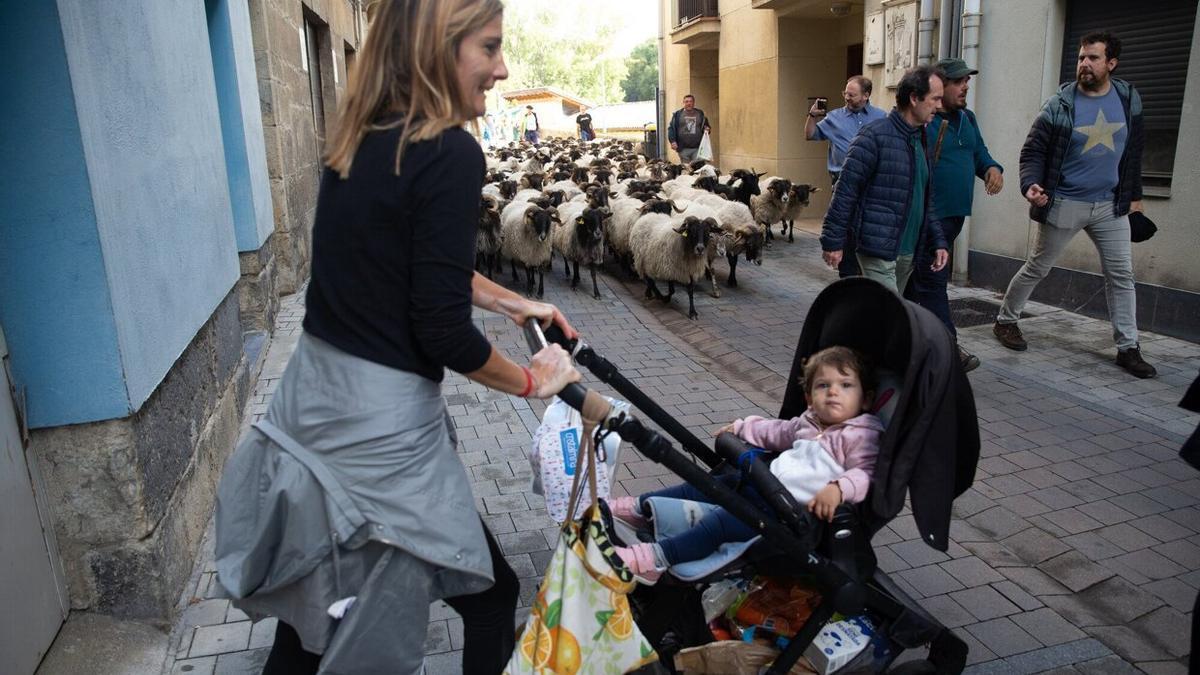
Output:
top-left (212, 2), bottom-right (581, 673)
top-left (611, 346), bottom-right (884, 582)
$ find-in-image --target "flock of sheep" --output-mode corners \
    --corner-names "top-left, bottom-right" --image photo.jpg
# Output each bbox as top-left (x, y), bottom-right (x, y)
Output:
top-left (479, 138), bottom-right (819, 319)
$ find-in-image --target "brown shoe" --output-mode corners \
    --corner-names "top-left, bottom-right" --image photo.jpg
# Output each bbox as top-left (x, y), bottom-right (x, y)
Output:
top-left (1116, 346), bottom-right (1157, 379)
top-left (992, 321), bottom-right (1027, 351)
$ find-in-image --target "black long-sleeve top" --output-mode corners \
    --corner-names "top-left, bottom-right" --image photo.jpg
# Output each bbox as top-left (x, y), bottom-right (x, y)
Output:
top-left (303, 125), bottom-right (492, 382)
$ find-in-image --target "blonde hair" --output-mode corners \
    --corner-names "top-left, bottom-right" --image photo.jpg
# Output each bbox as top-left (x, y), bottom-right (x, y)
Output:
top-left (326, 0), bottom-right (504, 177)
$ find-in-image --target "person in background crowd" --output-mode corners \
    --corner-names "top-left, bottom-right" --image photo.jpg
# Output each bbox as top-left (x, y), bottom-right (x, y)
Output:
top-left (576, 105), bottom-right (595, 141)
top-left (212, 2), bottom-right (581, 673)
top-left (911, 58), bottom-right (1003, 374)
top-left (667, 94), bottom-right (710, 163)
top-left (993, 31), bottom-right (1155, 379)
top-left (807, 76), bottom-right (887, 277)
top-left (522, 104), bottom-right (540, 145)
top-left (820, 66), bottom-right (949, 294)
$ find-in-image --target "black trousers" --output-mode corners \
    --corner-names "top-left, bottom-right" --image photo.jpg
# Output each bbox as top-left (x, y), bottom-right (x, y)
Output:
top-left (262, 523), bottom-right (519, 675)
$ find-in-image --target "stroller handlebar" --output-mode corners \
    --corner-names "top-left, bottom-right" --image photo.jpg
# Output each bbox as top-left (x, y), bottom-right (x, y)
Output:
top-left (522, 320), bottom-right (588, 411)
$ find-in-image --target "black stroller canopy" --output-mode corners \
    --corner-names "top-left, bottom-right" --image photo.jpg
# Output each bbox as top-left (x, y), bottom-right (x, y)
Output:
top-left (780, 278), bottom-right (980, 551)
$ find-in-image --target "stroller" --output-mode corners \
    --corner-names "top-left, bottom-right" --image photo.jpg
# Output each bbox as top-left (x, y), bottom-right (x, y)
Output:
top-left (525, 277), bottom-right (980, 674)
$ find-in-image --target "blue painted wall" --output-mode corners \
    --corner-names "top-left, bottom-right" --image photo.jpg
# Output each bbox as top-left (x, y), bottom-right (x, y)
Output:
top-left (0, 2), bottom-right (131, 426)
top-left (206, 0), bottom-right (275, 251)
top-left (57, 0), bottom-right (241, 413)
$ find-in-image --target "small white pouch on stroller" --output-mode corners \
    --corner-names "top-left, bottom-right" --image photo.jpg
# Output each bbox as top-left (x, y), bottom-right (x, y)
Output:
top-left (529, 395), bottom-right (628, 523)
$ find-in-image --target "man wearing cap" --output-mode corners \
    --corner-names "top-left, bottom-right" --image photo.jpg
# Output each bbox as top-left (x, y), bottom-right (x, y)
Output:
top-left (910, 58), bottom-right (1003, 373)
top-left (807, 76), bottom-right (887, 277)
top-left (994, 31), bottom-right (1154, 378)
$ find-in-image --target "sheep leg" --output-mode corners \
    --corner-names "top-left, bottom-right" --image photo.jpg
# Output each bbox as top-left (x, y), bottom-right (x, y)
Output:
top-left (726, 253), bottom-right (739, 288)
top-left (536, 267), bottom-right (545, 299)
top-left (525, 265), bottom-right (535, 296)
top-left (644, 278), bottom-right (663, 300)
top-left (590, 264), bottom-right (601, 300)
top-left (787, 220), bottom-right (795, 243)
top-left (686, 280), bottom-right (698, 320)
top-left (706, 266), bottom-right (722, 298)
top-left (511, 260), bottom-right (520, 283)
top-left (571, 261), bottom-right (580, 289)
top-left (563, 254), bottom-right (571, 279)
top-left (664, 280), bottom-right (676, 303)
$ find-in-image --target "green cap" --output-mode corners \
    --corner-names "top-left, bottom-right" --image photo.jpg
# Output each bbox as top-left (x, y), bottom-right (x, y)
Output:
top-left (936, 57), bottom-right (978, 79)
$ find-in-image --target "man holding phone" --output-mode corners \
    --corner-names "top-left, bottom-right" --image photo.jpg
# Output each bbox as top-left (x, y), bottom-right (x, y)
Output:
top-left (807, 76), bottom-right (886, 276)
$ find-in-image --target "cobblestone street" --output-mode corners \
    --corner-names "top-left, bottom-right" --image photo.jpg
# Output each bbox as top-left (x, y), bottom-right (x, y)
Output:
top-left (163, 224), bottom-right (1197, 674)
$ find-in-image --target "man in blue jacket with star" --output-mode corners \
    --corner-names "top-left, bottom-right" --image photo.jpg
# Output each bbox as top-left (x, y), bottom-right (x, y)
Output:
top-left (820, 66), bottom-right (949, 294)
top-left (910, 58), bottom-right (1003, 373)
top-left (993, 31), bottom-right (1154, 379)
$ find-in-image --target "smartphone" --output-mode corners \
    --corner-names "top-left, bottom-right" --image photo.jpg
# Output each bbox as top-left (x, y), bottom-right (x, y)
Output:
top-left (808, 96), bottom-right (828, 112)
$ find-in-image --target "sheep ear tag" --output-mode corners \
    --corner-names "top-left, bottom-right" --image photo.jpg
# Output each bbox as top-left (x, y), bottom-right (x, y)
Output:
top-left (576, 217), bottom-right (585, 225)
top-left (680, 231), bottom-right (688, 238)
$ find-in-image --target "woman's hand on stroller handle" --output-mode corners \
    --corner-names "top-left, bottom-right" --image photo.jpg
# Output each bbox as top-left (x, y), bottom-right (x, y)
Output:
top-left (528, 343), bottom-right (582, 400)
top-left (498, 296), bottom-right (578, 341)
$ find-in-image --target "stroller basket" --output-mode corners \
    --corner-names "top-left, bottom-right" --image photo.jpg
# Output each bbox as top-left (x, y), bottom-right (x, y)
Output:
top-left (524, 278), bottom-right (977, 674)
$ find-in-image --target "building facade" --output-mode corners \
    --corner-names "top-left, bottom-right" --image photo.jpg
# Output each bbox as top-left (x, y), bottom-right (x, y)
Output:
top-left (659, 0), bottom-right (1199, 340)
top-left (0, 0), bottom-right (365, 651)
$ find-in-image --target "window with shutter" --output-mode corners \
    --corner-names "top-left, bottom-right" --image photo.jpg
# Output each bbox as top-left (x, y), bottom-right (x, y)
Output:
top-left (1060, 0), bottom-right (1196, 195)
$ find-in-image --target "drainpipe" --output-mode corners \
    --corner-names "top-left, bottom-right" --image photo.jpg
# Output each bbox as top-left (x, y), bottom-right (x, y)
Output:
top-left (938, 0), bottom-right (954, 58)
top-left (918, 0), bottom-right (937, 65)
top-left (953, 0), bottom-right (981, 283)
top-left (657, 4), bottom-right (667, 158)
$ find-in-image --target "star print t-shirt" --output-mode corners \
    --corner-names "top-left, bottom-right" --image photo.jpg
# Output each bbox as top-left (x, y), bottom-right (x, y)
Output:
top-left (1056, 87), bottom-right (1127, 202)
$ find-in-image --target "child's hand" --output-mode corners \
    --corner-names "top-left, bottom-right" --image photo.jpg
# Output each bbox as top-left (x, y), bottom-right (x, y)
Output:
top-left (807, 483), bottom-right (842, 522)
top-left (713, 421), bottom-right (739, 437)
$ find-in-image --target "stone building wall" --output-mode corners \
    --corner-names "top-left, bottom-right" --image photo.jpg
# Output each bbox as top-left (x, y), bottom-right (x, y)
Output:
top-left (248, 0), bottom-right (363, 294)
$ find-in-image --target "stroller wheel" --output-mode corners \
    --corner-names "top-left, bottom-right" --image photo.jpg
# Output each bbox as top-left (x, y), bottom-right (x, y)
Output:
top-left (888, 660), bottom-right (938, 675)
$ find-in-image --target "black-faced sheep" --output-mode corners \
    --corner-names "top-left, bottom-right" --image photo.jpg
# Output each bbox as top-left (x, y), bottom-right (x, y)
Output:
top-left (500, 201), bottom-right (558, 298)
top-left (552, 202), bottom-right (610, 299)
top-left (779, 183), bottom-right (820, 242)
top-left (630, 213), bottom-right (721, 319)
top-left (476, 195), bottom-right (502, 279)
top-left (753, 177), bottom-right (791, 244)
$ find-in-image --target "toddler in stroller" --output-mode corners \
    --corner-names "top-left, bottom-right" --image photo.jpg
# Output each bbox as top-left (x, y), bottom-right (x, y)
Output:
top-left (611, 346), bottom-right (884, 583)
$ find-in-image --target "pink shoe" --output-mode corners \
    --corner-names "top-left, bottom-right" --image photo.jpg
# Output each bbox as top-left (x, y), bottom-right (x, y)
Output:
top-left (615, 543), bottom-right (663, 584)
top-left (609, 496), bottom-right (649, 529)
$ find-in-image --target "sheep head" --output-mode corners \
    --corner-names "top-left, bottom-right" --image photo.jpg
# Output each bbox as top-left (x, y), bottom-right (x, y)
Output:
top-left (498, 180), bottom-right (518, 200)
top-left (789, 184), bottom-right (819, 206)
top-left (674, 216), bottom-right (715, 256)
top-left (768, 178), bottom-right (792, 203)
top-left (576, 207), bottom-right (608, 247)
top-left (524, 206), bottom-right (555, 242)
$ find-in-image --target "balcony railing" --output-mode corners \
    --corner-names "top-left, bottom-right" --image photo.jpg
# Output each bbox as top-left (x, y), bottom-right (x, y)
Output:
top-left (677, 0), bottom-right (718, 26)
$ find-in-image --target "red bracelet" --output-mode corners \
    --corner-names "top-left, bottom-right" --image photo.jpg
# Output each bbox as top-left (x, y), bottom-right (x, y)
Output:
top-left (518, 367), bottom-right (535, 398)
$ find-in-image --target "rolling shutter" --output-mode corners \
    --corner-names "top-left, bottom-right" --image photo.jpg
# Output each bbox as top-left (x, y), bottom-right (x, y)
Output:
top-left (1060, 0), bottom-right (1196, 186)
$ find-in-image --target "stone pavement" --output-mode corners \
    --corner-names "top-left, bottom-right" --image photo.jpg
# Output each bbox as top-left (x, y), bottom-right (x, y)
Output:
top-left (162, 222), bottom-right (1196, 674)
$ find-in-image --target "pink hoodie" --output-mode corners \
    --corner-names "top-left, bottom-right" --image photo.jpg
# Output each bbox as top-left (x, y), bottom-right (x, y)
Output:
top-left (730, 410), bottom-right (884, 504)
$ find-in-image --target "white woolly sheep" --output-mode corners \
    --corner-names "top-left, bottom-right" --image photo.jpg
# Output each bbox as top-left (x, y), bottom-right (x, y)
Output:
top-left (500, 200), bottom-right (558, 298)
top-left (752, 177), bottom-right (791, 244)
top-left (630, 212), bottom-right (721, 319)
top-left (779, 183), bottom-right (820, 242)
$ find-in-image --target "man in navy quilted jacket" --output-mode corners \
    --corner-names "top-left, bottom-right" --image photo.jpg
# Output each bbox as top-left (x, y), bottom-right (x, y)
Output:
top-left (820, 66), bottom-right (949, 294)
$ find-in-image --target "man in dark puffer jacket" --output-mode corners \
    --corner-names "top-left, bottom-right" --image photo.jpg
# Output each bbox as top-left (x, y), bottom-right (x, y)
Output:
top-left (993, 31), bottom-right (1154, 379)
top-left (821, 66), bottom-right (949, 294)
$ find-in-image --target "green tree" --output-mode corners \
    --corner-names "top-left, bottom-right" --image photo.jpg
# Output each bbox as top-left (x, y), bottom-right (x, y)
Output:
top-left (498, 1), bottom-right (629, 104)
top-left (620, 39), bottom-right (658, 102)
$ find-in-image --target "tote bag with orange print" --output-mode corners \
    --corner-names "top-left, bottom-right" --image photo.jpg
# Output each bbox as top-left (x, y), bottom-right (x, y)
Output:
top-left (505, 408), bottom-right (657, 675)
